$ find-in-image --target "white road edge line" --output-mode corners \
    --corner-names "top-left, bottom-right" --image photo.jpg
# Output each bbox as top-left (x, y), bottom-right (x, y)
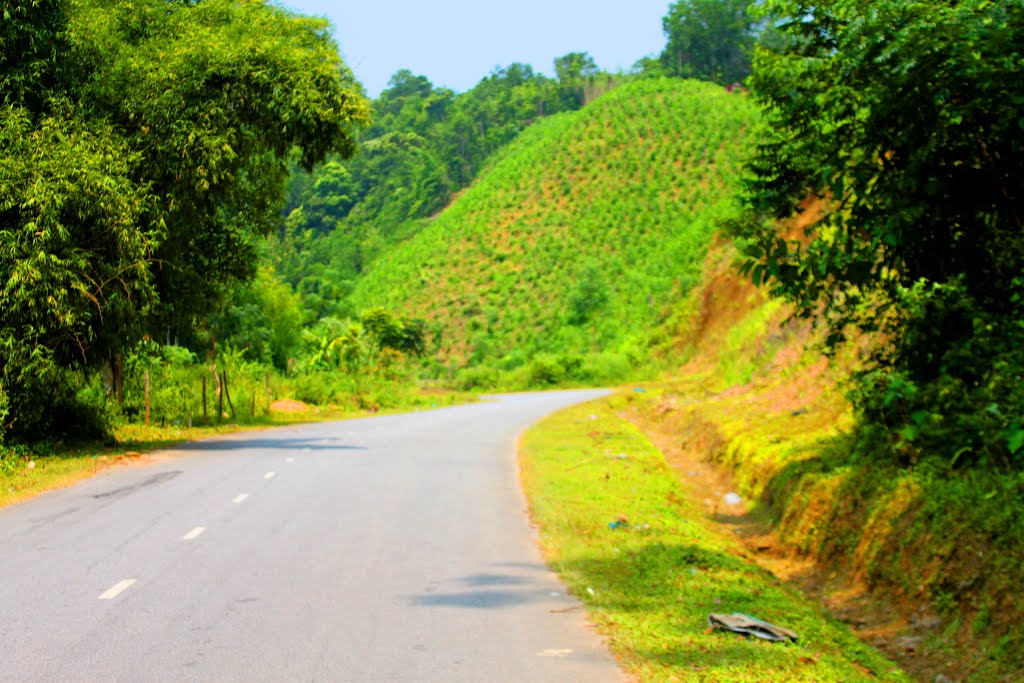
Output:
top-left (183, 526), bottom-right (206, 541)
top-left (264, 471), bottom-right (276, 480)
top-left (233, 493), bottom-right (249, 503)
top-left (98, 578), bottom-right (137, 600)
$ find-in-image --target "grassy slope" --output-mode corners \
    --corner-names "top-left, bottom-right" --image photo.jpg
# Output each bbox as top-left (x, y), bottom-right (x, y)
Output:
top-left (521, 397), bottom-right (908, 682)
top-left (351, 79), bottom-right (757, 370)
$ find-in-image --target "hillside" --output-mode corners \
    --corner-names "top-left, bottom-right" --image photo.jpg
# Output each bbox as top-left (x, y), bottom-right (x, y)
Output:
top-left (350, 79), bottom-right (758, 383)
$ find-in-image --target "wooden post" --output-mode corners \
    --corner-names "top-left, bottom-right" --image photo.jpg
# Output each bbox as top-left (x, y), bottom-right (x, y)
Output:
top-left (265, 372), bottom-right (271, 413)
top-left (202, 375), bottom-right (208, 423)
top-left (217, 369), bottom-right (224, 422)
top-left (144, 369), bottom-right (150, 427)
top-left (222, 370), bottom-right (235, 419)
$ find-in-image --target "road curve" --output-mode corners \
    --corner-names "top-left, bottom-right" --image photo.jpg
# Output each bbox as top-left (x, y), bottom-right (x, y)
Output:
top-left (0, 390), bottom-right (625, 682)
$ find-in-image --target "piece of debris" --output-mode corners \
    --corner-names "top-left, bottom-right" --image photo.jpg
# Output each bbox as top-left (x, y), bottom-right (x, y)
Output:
top-left (708, 613), bottom-right (799, 643)
top-left (608, 515), bottom-right (629, 530)
top-left (633, 387), bottom-right (647, 393)
top-left (723, 492), bottom-right (743, 506)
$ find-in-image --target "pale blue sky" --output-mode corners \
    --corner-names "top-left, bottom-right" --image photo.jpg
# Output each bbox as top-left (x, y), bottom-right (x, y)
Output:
top-left (282, 1), bottom-right (671, 97)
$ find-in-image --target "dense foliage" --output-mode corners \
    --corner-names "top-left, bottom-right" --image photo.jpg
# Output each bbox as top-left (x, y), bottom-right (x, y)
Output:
top-left (735, 0), bottom-right (1024, 469)
top-left (0, 0), bottom-right (369, 440)
top-left (271, 57), bottom-right (618, 321)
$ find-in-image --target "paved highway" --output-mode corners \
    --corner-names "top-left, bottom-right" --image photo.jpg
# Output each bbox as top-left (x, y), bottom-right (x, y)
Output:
top-left (0, 391), bottom-right (625, 682)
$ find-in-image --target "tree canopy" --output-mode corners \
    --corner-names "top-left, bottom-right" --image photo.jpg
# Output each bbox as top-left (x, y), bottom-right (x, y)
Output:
top-left (660, 0), bottom-right (756, 84)
top-left (736, 0), bottom-right (1024, 468)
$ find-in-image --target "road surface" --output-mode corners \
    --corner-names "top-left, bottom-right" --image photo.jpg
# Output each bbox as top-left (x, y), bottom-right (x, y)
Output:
top-left (0, 390), bottom-right (625, 682)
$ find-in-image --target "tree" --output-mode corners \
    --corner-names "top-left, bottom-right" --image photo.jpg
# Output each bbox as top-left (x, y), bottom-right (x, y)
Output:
top-left (554, 52), bottom-right (600, 108)
top-left (0, 106), bottom-right (154, 437)
top-left (735, 0), bottom-right (1024, 468)
top-left (70, 0), bottom-right (370, 338)
top-left (0, 0), bottom-right (369, 440)
top-left (660, 0), bottom-right (756, 84)
top-left (359, 307), bottom-right (427, 358)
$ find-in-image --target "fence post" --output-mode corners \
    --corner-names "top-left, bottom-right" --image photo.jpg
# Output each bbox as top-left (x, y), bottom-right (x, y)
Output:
top-left (222, 370), bottom-right (235, 419)
top-left (216, 367), bottom-right (223, 422)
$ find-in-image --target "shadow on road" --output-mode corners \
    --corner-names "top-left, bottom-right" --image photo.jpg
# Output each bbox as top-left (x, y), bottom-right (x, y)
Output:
top-left (408, 566), bottom-right (559, 610)
top-left (174, 438), bottom-right (369, 452)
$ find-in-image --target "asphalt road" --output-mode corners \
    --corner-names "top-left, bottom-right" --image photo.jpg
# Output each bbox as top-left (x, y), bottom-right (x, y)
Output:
top-left (0, 390), bottom-right (625, 682)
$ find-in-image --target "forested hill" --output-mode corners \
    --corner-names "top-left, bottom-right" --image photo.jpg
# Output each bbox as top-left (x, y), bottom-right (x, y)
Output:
top-left (349, 79), bottom-right (758, 385)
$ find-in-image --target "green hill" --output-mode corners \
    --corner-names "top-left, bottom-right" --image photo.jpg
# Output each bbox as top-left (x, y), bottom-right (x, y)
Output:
top-left (350, 79), bottom-right (758, 384)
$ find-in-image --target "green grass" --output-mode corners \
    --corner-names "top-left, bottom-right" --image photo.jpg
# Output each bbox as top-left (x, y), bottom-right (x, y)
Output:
top-left (520, 396), bottom-right (909, 682)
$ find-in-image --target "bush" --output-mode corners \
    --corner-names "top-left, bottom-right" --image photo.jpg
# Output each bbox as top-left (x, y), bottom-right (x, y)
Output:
top-left (291, 371), bottom-right (344, 406)
top-left (457, 365), bottom-right (500, 391)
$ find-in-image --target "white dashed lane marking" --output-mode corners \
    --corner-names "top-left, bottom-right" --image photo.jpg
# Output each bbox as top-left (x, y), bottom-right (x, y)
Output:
top-left (232, 493), bottom-right (249, 504)
top-left (98, 579), bottom-right (137, 600)
top-left (183, 526), bottom-right (206, 541)
top-left (286, 457), bottom-right (295, 463)
top-left (264, 472), bottom-right (276, 480)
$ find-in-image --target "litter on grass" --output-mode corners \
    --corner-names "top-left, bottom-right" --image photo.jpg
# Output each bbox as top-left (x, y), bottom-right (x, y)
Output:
top-left (708, 613), bottom-right (798, 643)
top-left (608, 515), bottom-right (629, 530)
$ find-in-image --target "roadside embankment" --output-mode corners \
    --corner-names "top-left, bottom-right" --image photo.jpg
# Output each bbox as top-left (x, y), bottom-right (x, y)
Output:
top-left (615, 240), bottom-right (1024, 681)
top-left (520, 398), bottom-right (908, 682)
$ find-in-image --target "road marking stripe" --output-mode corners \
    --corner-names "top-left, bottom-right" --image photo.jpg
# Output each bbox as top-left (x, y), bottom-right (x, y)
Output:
top-left (233, 493), bottom-right (249, 503)
top-left (183, 526), bottom-right (206, 541)
top-left (286, 457), bottom-right (295, 463)
top-left (98, 579), bottom-right (136, 600)
top-left (264, 471), bottom-right (276, 480)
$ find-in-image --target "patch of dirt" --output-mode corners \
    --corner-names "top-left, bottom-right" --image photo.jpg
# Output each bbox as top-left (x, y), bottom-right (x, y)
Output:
top-left (268, 399), bottom-right (311, 414)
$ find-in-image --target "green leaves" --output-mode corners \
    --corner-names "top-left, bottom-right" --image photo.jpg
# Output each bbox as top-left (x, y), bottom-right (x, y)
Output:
top-left (0, 0), bottom-right (370, 441)
top-left (661, 0), bottom-right (757, 84)
top-left (735, 0), bottom-right (1024, 469)
top-left (0, 103), bottom-right (154, 438)
top-left (67, 0), bottom-right (370, 335)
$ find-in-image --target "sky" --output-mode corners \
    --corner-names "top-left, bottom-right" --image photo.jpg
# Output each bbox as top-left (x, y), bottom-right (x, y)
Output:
top-left (281, 0), bottom-right (671, 98)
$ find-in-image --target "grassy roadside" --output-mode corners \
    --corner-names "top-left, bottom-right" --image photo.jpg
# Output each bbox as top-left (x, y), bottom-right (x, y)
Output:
top-left (520, 396), bottom-right (909, 682)
top-left (0, 392), bottom-right (472, 509)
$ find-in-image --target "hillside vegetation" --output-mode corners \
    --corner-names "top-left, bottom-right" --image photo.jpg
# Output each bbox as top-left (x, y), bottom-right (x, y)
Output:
top-left (351, 78), bottom-right (758, 386)
top-left (609, 234), bottom-right (1024, 680)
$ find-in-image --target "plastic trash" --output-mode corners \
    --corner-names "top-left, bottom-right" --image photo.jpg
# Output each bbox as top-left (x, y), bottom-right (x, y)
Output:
top-left (723, 492), bottom-right (743, 506)
top-left (634, 387), bottom-right (646, 393)
top-left (708, 613), bottom-right (798, 643)
top-left (608, 515), bottom-right (629, 530)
